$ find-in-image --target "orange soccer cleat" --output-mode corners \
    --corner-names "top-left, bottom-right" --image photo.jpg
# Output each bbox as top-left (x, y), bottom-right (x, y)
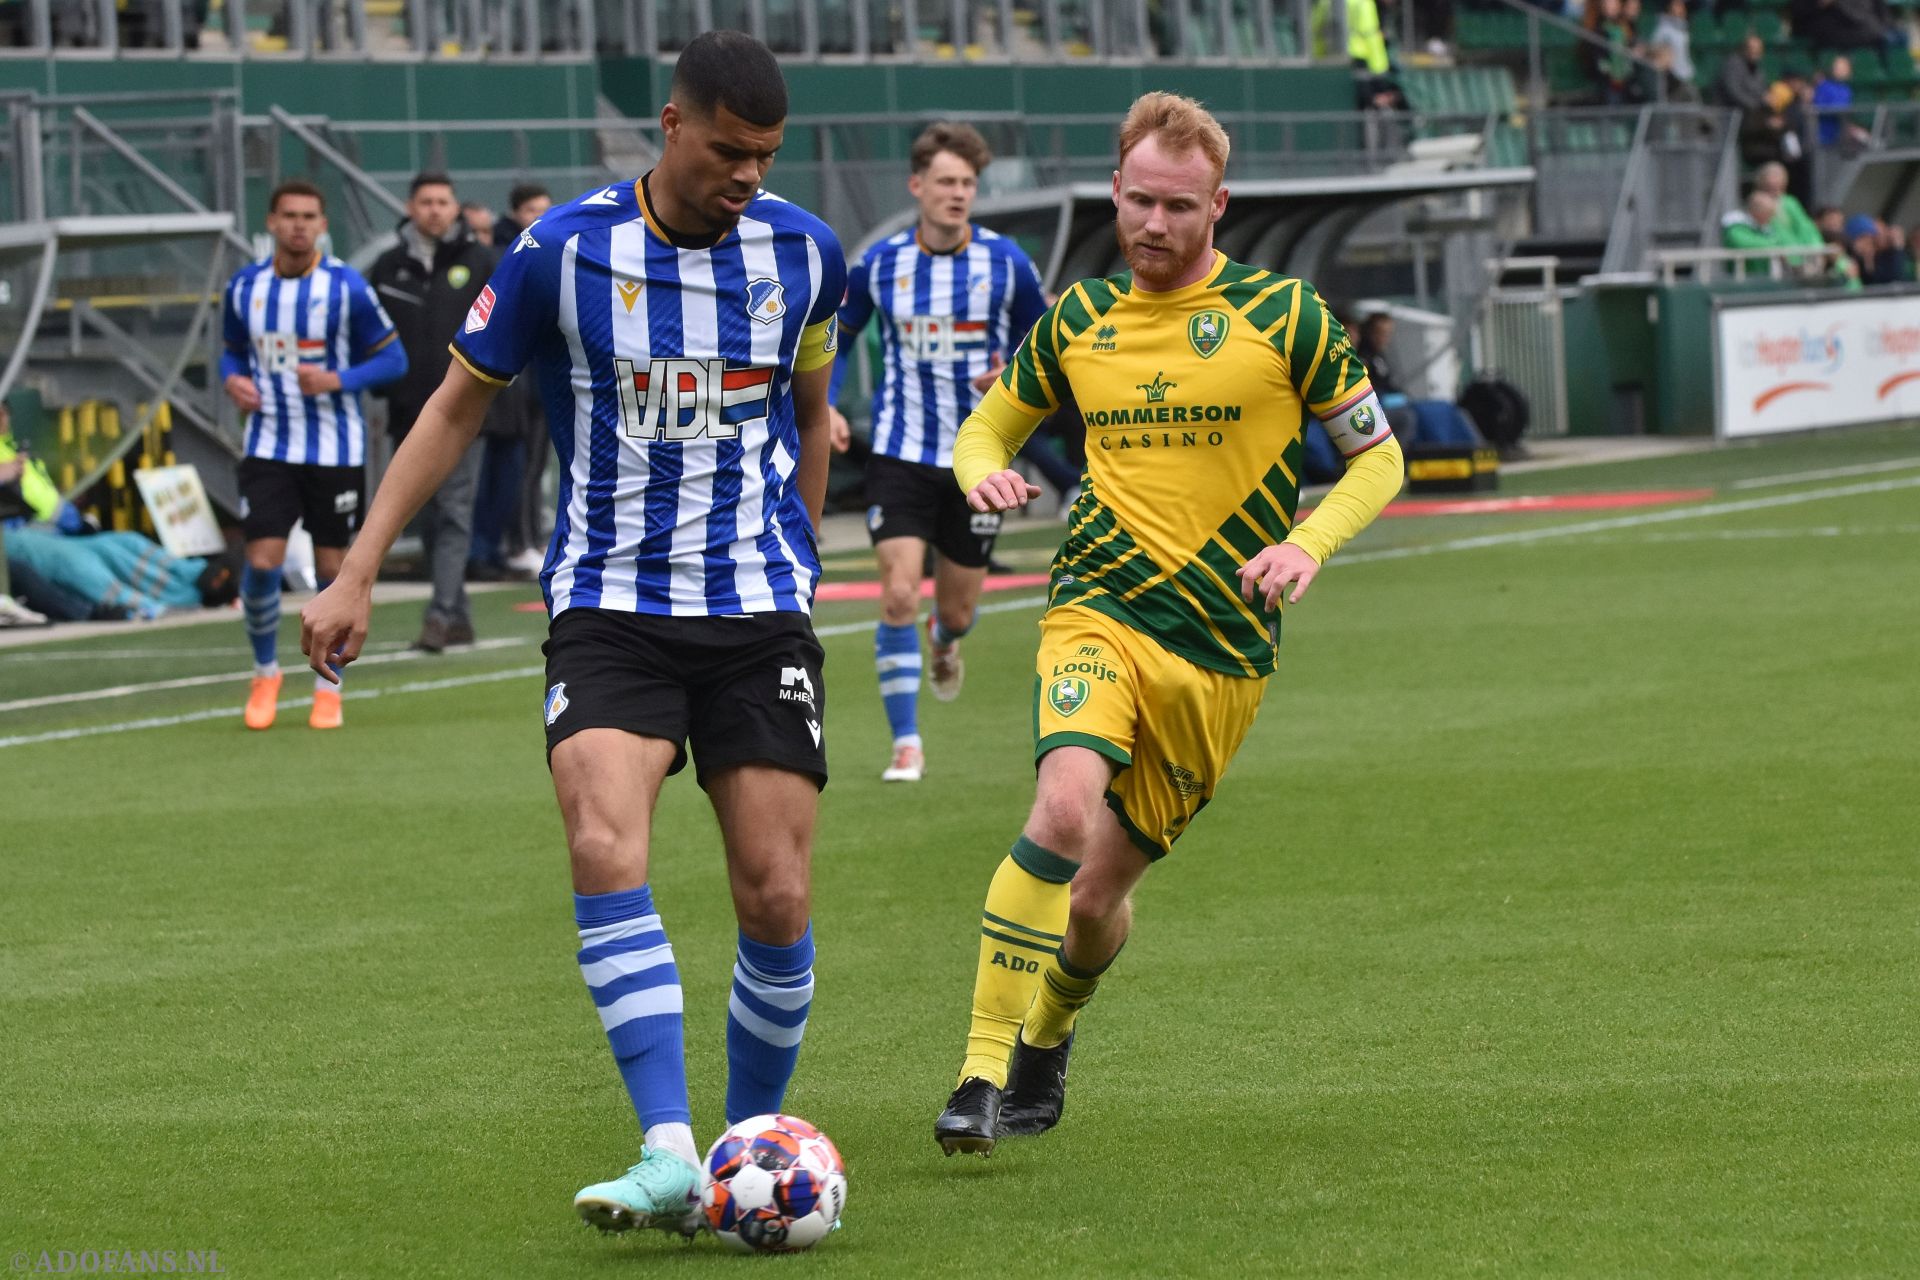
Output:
top-left (244, 672), bottom-right (283, 730)
top-left (309, 684), bottom-right (343, 730)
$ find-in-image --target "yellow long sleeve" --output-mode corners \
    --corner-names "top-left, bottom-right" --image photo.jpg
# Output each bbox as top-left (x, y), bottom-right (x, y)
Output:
top-left (1284, 433), bottom-right (1404, 564)
top-left (952, 382), bottom-right (1049, 494)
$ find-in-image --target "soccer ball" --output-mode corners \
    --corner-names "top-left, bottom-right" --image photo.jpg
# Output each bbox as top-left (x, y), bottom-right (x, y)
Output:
top-left (701, 1113), bottom-right (847, 1253)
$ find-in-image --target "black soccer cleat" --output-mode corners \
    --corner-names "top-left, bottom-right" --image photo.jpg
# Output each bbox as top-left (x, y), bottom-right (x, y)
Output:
top-left (935, 1077), bottom-right (1002, 1156)
top-left (998, 1031), bottom-right (1073, 1137)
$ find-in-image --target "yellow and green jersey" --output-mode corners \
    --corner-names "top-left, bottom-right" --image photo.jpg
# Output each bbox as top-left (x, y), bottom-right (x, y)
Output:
top-left (958, 251), bottom-right (1383, 679)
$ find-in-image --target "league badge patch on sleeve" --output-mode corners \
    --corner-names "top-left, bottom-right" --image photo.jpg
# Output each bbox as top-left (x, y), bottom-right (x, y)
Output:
top-left (746, 278), bottom-right (788, 325)
top-left (465, 285), bottom-right (496, 334)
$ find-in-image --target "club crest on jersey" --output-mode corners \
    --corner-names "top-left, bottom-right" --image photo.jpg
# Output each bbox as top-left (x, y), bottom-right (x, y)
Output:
top-left (544, 682), bottom-right (569, 726)
top-left (465, 285), bottom-right (495, 333)
top-left (746, 278), bottom-right (787, 324)
top-left (1047, 676), bottom-right (1089, 717)
top-left (1188, 310), bottom-right (1230, 358)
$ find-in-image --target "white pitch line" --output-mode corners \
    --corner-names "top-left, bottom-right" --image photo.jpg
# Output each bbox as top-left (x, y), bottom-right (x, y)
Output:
top-left (4, 478), bottom-right (1913, 750)
top-left (1336, 474), bottom-right (1920, 566)
top-left (0, 596), bottom-right (1052, 749)
top-left (0, 636), bottom-right (528, 713)
top-left (1563, 524), bottom-right (1920, 545)
top-left (1729, 456), bottom-right (1920, 490)
top-left (0, 641), bottom-right (415, 663)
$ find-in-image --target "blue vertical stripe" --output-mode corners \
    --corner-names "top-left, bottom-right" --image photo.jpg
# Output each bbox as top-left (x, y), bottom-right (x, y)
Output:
top-left (238, 267), bottom-right (263, 458)
top-left (881, 242), bottom-right (911, 459)
top-left (932, 249), bottom-right (970, 465)
top-left (327, 269), bottom-right (352, 462)
top-left (635, 234), bottom-right (686, 609)
top-left (293, 269), bottom-right (319, 465)
top-left (571, 227), bottom-right (622, 610)
top-left (910, 251), bottom-right (940, 465)
top-left (987, 243), bottom-right (1011, 379)
top-left (703, 239), bottom-right (752, 612)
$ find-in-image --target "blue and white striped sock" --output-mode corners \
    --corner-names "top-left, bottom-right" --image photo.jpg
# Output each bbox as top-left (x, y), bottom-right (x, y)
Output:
top-left (725, 925), bottom-right (815, 1124)
top-left (875, 621), bottom-right (921, 744)
top-left (240, 563), bottom-right (280, 672)
top-left (576, 884), bottom-right (691, 1130)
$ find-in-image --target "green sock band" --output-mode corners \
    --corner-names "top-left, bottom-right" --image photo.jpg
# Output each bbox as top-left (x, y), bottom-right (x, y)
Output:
top-left (1010, 835), bottom-right (1078, 885)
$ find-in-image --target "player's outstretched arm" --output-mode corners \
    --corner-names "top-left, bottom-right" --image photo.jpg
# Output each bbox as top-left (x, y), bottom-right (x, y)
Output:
top-left (953, 383), bottom-right (1047, 513)
top-left (300, 361), bottom-right (500, 682)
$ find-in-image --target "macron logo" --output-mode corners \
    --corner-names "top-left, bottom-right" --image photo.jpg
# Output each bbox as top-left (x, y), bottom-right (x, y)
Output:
top-left (583, 186), bottom-right (621, 207)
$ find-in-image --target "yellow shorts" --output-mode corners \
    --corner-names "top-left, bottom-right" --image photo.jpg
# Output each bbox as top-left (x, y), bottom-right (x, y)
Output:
top-left (1032, 604), bottom-right (1267, 859)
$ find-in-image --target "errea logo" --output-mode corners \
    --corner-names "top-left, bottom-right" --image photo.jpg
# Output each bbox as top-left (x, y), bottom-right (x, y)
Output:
top-left (1091, 324), bottom-right (1119, 353)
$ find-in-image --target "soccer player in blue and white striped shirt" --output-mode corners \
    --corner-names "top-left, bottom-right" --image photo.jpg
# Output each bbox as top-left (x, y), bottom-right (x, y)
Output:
top-left (220, 179), bottom-right (406, 732)
top-left (300, 33), bottom-right (843, 1243)
top-left (830, 123), bottom-right (1049, 782)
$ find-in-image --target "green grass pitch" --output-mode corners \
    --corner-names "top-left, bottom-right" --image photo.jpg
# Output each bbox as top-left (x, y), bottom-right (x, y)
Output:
top-left (4, 425), bottom-right (1918, 1277)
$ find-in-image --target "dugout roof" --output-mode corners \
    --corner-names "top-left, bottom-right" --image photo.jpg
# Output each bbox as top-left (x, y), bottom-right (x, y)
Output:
top-left (854, 168), bottom-right (1538, 291)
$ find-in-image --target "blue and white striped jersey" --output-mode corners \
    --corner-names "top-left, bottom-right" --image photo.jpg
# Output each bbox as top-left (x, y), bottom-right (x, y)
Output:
top-left (451, 180), bottom-right (846, 619)
top-left (222, 256), bottom-right (395, 467)
top-left (838, 225), bottom-right (1047, 468)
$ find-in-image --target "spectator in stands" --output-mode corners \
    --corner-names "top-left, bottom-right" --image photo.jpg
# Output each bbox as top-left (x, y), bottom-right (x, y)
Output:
top-left (1584, 0), bottom-right (1642, 104)
top-left (1355, 311), bottom-right (1422, 443)
top-left (1717, 33), bottom-right (1791, 164)
top-left (1753, 161), bottom-right (1821, 245)
top-left (1721, 189), bottom-right (1789, 275)
top-left (1815, 203), bottom-right (1848, 242)
top-left (461, 201), bottom-right (495, 244)
top-left (1647, 0), bottom-right (1701, 100)
top-left (1846, 213), bottom-right (1912, 284)
top-left (1789, 0), bottom-right (1900, 53)
top-left (491, 182), bottom-right (552, 251)
top-left (485, 182), bottom-right (555, 576)
top-left (1813, 55), bottom-right (1873, 153)
top-left (1314, 0), bottom-right (1404, 111)
top-left (1892, 224), bottom-right (1918, 281)
top-left (368, 172), bottom-right (499, 653)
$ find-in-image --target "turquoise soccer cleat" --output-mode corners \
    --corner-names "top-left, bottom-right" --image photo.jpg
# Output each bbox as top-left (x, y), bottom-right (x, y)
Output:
top-left (573, 1148), bottom-right (704, 1238)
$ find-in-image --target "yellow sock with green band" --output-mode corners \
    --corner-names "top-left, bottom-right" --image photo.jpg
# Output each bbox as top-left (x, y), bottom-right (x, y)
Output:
top-left (1022, 945), bottom-right (1120, 1051)
top-left (958, 836), bottom-right (1076, 1087)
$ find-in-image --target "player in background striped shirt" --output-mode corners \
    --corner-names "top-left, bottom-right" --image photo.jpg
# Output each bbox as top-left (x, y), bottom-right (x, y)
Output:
top-left (219, 179), bottom-right (406, 731)
top-left (300, 33), bottom-right (844, 1243)
top-left (830, 123), bottom-right (1049, 782)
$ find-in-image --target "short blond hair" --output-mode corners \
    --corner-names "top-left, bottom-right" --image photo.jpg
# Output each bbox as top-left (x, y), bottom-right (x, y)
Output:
top-left (1118, 92), bottom-right (1230, 187)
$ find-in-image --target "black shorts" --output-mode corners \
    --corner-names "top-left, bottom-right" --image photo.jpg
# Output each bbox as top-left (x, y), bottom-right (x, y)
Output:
top-left (865, 453), bottom-right (1002, 569)
top-left (541, 608), bottom-right (828, 790)
top-left (237, 457), bottom-right (365, 548)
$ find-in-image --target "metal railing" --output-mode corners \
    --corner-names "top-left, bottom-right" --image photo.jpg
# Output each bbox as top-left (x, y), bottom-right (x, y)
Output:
top-left (1599, 104), bottom-right (1740, 275)
top-left (0, 0), bottom-right (1320, 61)
top-left (1651, 243), bottom-right (1844, 284)
top-left (1478, 255), bottom-right (1569, 438)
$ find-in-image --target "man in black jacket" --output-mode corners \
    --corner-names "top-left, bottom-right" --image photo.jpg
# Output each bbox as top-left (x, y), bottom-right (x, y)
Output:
top-left (369, 172), bottom-right (499, 651)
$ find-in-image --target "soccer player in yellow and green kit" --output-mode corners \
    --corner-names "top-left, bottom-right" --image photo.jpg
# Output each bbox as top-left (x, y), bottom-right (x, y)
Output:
top-left (933, 92), bottom-right (1406, 1154)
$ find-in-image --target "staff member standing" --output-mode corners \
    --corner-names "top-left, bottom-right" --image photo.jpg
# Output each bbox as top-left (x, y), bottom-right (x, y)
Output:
top-left (369, 171), bottom-right (499, 652)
